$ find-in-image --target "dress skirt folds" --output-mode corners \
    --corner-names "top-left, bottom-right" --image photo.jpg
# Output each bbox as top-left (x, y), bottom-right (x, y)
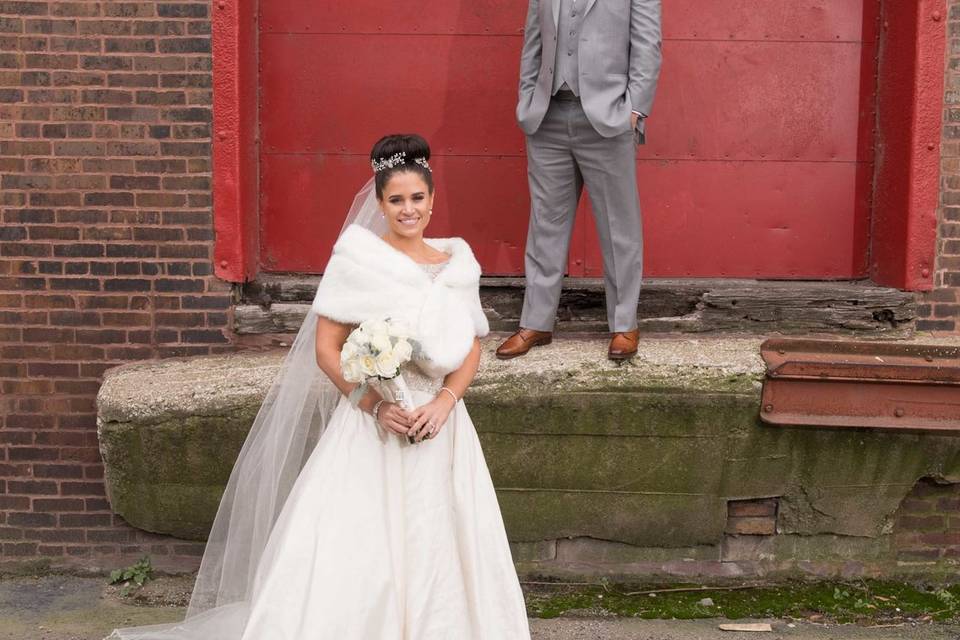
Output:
top-left (239, 382), bottom-right (530, 640)
top-left (107, 226), bottom-right (530, 640)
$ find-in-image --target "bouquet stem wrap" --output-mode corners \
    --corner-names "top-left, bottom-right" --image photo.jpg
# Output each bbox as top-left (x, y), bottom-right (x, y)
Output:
top-left (381, 375), bottom-right (419, 444)
top-left (382, 374), bottom-right (414, 412)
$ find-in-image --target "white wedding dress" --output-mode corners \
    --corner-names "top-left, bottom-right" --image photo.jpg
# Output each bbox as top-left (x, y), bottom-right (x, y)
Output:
top-left (106, 217), bottom-right (529, 640)
top-left (239, 262), bottom-right (530, 640)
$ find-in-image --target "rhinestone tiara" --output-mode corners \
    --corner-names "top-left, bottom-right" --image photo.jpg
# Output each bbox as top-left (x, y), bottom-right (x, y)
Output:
top-left (370, 151), bottom-right (431, 174)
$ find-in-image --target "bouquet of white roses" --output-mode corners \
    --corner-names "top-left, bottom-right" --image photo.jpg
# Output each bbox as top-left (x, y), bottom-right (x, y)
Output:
top-left (341, 317), bottom-right (416, 416)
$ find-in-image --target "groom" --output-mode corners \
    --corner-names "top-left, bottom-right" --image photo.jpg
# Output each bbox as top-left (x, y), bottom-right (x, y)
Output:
top-left (497, 0), bottom-right (662, 361)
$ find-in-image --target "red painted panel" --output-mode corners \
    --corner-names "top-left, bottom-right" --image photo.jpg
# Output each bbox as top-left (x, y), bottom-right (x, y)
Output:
top-left (258, 1), bottom-right (877, 279)
top-left (259, 34), bottom-right (525, 157)
top-left (261, 0), bottom-right (526, 35)
top-left (871, 0), bottom-right (944, 291)
top-left (261, 0), bottom-right (868, 41)
top-left (645, 41), bottom-right (865, 162)
top-left (664, 0), bottom-right (872, 42)
top-left (605, 160), bottom-right (866, 278)
top-left (261, 37), bottom-right (866, 162)
top-left (260, 154), bottom-right (529, 274)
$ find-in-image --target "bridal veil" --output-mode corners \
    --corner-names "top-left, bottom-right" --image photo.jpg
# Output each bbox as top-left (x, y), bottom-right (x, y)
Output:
top-left (107, 179), bottom-right (384, 639)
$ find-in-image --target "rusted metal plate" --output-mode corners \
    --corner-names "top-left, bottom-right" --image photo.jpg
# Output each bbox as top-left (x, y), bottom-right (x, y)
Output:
top-left (760, 339), bottom-right (960, 432)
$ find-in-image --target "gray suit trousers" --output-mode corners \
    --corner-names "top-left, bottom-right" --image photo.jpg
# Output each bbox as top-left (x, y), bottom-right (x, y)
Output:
top-left (520, 96), bottom-right (643, 333)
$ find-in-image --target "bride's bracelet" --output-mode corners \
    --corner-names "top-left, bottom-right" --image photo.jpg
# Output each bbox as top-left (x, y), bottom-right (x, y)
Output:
top-left (371, 399), bottom-right (385, 423)
top-left (438, 386), bottom-right (458, 404)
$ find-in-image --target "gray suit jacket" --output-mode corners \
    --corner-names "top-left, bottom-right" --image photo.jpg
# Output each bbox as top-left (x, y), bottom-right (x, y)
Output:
top-left (516, 0), bottom-right (662, 138)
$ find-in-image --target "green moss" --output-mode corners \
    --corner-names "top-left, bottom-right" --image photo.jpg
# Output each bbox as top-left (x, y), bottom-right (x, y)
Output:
top-left (524, 580), bottom-right (960, 623)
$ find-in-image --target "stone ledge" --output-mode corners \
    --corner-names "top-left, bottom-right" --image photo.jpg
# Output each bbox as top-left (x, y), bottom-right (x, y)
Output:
top-left (96, 337), bottom-right (768, 425)
top-left (97, 335), bottom-right (960, 580)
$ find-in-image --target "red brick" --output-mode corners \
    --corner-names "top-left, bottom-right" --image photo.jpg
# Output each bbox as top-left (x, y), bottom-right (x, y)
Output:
top-left (728, 498), bottom-right (778, 518)
top-left (59, 482), bottom-right (105, 496)
top-left (919, 531), bottom-right (960, 546)
top-left (53, 380), bottom-right (99, 394)
top-left (8, 446), bottom-right (59, 461)
top-left (2, 379), bottom-right (53, 394)
top-left (896, 548), bottom-right (941, 561)
top-left (3, 543), bottom-right (39, 556)
top-left (0, 496), bottom-right (30, 510)
top-left (897, 515), bottom-right (946, 532)
top-left (33, 498), bottom-right (83, 512)
top-left (7, 512), bottom-right (56, 528)
top-left (59, 513), bottom-right (111, 527)
top-left (725, 516), bottom-right (776, 536)
top-left (87, 529), bottom-right (132, 543)
top-left (33, 464), bottom-right (83, 479)
top-left (53, 414), bottom-right (88, 430)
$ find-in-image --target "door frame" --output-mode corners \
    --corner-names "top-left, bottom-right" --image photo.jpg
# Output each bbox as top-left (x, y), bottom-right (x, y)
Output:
top-left (211, 0), bottom-right (945, 291)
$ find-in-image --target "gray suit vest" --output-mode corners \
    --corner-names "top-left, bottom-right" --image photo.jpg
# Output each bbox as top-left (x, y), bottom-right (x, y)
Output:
top-left (552, 0), bottom-right (582, 95)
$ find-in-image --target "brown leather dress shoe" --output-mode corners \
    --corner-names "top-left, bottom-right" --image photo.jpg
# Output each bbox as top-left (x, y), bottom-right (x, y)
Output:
top-left (608, 329), bottom-right (640, 361)
top-left (495, 328), bottom-right (553, 360)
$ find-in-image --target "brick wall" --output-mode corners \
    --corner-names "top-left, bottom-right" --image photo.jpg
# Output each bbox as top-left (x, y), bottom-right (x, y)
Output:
top-left (918, 0), bottom-right (960, 331)
top-left (893, 478), bottom-right (960, 564)
top-left (0, 1), bottom-right (230, 565)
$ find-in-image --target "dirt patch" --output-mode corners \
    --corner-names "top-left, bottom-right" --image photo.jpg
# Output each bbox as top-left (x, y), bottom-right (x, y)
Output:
top-left (102, 574), bottom-right (194, 609)
top-left (0, 575), bottom-right (187, 640)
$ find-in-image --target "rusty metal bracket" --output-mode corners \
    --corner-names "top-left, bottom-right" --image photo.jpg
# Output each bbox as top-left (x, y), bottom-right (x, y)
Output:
top-left (760, 338), bottom-right (960, 432)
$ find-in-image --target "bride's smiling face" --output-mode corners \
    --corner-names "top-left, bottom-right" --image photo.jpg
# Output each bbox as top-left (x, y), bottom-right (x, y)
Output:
top-left (379, 170), bottom-right (435, 240)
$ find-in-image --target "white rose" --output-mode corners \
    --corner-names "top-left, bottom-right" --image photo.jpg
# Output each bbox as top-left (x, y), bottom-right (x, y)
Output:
top-left (347, 326), bottom-right (367, 347)
top-left (340, 341), bottom-right (358, 361)
top-left (375, 349), bottom-right (400, 378)
top-left (392, 339), bottom-right (413, 363)
top-left (341, 357), bottom-right (364, 383)
top-left (360, 355), bottom-right (377, 377)
top-left (370, 332), bottom-right (392, 354)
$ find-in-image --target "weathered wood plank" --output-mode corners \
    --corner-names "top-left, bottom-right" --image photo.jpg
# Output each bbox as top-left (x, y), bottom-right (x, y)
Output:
top-left (235, 278), bottom-right (916, 336)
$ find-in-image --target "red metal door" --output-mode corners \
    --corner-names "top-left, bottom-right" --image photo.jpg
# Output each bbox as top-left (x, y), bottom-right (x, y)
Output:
top-left (259, 0), bottom-right (877, 278)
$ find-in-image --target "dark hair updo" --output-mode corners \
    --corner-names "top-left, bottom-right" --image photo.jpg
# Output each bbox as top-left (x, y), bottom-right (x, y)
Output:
top-left (370, 133), bottom-right (434, 199)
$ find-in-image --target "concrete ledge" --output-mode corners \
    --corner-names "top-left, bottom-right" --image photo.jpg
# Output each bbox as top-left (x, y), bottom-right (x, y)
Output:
top-left (97, 336), bottom-right (960, 580)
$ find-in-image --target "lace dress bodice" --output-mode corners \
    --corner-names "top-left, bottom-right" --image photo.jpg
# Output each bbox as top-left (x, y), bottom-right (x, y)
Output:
top-left (398, 259), bottom-right (450, 394)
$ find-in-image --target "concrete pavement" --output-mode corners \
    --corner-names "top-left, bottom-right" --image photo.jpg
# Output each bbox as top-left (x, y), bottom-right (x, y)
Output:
top-left (2, 575), bottom-right (959, 640)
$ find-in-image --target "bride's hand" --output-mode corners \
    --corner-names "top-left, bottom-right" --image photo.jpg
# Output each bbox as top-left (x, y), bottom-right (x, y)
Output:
top-left (408, 395), bottom-right (455, 442)
top-left (376, 402), bottom-right (412, 438)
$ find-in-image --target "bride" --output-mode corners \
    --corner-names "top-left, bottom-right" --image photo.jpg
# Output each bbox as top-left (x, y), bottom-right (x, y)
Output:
top-left (107, 134), bottom-right (531, 639)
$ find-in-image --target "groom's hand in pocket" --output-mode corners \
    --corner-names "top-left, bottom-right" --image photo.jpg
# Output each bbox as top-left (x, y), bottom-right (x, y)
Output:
top-left (377, 403), bottom-right (414, 438)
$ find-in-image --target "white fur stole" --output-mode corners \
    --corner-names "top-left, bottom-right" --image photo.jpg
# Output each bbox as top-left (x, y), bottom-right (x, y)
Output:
top-left (311, 224), bottom-right (489, 375)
